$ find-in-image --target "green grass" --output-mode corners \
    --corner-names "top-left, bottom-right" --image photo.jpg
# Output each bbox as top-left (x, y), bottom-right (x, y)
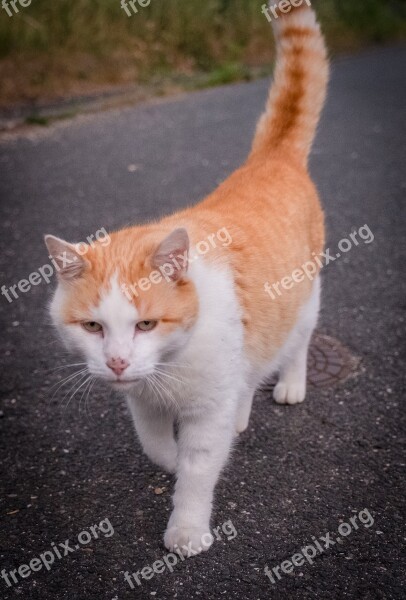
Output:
top-left (24, 115), bottom-right (49, 126)
top-left (24, 110), bottom-right (77, 127)
top-left (0, 0), bottom-right (405, 105)
top-left (198, 63), bottom-right (252, 87)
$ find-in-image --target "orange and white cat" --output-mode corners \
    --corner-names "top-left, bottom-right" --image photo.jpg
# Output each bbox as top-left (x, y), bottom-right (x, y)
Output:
top-left (45, 5), bottom-right (328, 554)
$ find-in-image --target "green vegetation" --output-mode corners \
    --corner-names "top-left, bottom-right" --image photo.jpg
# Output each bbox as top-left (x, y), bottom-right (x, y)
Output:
top-left (0, 0), bottom-right (405, 106)
top-left (24, 115), bottom-right (49, 126)
top-left (24, 110), bottom-right (77, 126)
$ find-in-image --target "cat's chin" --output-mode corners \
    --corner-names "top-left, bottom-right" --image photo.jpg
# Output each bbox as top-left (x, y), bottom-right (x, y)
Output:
top-left (110, 380), bottom-right (142, 391)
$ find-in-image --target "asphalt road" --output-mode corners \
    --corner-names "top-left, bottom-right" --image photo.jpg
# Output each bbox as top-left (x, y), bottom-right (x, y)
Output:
top-left (0, 46), bottom-right (405, 600)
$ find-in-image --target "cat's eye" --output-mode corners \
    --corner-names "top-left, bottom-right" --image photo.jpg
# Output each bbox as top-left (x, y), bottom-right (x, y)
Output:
top-left (82, 321), bottom-right (103, 333)
top-left (136, 320), bottom-right (157, 332)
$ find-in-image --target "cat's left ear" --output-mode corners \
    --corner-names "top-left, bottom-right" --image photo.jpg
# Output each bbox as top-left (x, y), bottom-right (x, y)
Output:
top-left (151, 228), bottom-right (189, 282)
top-left (44, 234), bottom-right (87, 281)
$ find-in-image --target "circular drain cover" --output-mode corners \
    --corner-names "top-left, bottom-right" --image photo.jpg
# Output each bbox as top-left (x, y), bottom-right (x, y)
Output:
top-left (260, 333), bottom-right (359, 392)
top-left (307, 333), bottom-right (359, 388)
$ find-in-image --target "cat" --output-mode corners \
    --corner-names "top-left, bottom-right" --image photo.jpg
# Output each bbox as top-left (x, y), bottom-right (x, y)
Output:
top-left (45, 4), bottom-right (328, 555)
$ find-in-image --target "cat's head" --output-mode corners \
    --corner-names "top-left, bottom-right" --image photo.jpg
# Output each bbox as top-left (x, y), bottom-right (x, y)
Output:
top-left (44, 227), bottom-right (198, 390)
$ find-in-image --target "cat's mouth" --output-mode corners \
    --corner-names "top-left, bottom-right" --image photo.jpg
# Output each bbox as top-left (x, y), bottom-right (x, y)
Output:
top-left (94, 368), bottom-right (155, 387)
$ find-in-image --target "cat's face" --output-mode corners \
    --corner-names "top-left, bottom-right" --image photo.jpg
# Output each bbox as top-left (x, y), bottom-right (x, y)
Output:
top-left (45, 228), bottom-right (198, 389)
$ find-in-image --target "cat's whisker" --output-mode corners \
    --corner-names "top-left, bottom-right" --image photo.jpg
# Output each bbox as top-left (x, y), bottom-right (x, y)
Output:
top-left (155, 362), bottom-right (190, 369)
top-left (49, 368), bottom-right (87, 392)
top-left (63, 374), bottom-right (92, 413)
top-left (145, 375), bottom-right (167, 414)
top-left (80, 376), bottom-right (94, 423)
top-left (46, 362), bottom-right (88, 373)
top-left (154, 367), bottom-right (187, 386)
top-left (154, 368), bottom-right (190, 393)
top-left (150, 374), bottom-right (176, 412)
top-left (150, 372), bottom-right (180, 411)
top-left (85, 378), bottom-right (97, 423)
top-left (153, 371), bottom-right (187, 395)
top-left (48, 368), bottom-right (89, 402)
top-left (78, 375), bottom-right (92, 417)
top-left (150, 382), bottom-right (167, 418)
top-left (58, 371), bottom-right (90, 408)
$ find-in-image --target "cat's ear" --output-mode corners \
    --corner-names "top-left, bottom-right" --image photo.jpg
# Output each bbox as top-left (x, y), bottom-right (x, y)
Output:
top-left (44, 235), bottom-right (87, 281)
top-left (151, 228), bottom-right (189, 282)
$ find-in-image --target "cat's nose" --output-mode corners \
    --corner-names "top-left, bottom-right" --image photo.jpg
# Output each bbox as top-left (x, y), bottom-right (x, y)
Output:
top-left (106, 357), bottom-right (130, 377)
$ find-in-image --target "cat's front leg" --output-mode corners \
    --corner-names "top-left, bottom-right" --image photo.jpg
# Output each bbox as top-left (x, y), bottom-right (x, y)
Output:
top-left (164, 401), bottom-right (235, 555)
top-left (127, 396), bottom-right (177, 474)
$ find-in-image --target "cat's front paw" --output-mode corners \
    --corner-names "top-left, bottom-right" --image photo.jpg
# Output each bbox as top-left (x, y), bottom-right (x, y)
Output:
top-left (273, 381), bottom-right (306, 405)
top-left (164, 523), bottom-right (213, 556)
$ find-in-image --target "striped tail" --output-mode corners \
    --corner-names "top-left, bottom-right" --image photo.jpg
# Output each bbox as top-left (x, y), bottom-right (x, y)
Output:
top-left (251, 3), bottom-right (329, 165)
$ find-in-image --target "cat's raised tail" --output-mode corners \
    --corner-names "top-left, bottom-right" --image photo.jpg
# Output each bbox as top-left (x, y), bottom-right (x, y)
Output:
top-left (251, 3), bottom-right (329, 166)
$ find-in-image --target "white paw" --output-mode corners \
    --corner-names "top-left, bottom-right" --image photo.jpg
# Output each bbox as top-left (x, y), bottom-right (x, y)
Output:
top-left (273, 381), bottom-right (306, 405)
top-left (164, 523), bottom-right (213, 556)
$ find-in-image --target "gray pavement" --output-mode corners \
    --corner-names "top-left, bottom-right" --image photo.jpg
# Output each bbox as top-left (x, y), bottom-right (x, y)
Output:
top-left (0, 46), bottom-right (405, 599)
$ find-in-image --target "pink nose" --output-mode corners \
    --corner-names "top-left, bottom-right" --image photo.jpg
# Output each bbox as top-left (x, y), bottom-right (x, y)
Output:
top-left (106, 357), bottom-right (129, 377)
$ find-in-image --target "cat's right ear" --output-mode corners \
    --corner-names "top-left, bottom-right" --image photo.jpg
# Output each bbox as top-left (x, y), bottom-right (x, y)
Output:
top-left (151, 228), bottom-right (189, 282)
top-left (44, 235), bottom-right (87, 281)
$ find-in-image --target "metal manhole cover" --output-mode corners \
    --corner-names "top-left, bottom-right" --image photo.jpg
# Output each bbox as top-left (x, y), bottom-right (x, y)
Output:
top-left (307, 333), bottom-right (360, 388)
top-left (260, 333), bottom-right (360, 393)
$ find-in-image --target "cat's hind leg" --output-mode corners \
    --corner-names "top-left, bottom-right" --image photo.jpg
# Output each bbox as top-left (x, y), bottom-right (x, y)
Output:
top-left (273, 277), bottom-right (320, 405)
top-left (235, 384), bottom-right (256, 433)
